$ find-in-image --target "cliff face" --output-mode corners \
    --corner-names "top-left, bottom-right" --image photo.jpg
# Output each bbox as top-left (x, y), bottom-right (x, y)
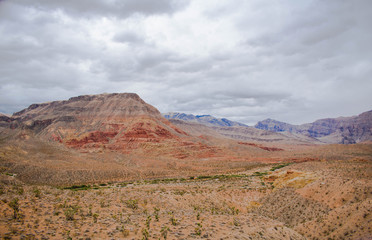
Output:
top-left (255, 110), bottom-right (372, 144)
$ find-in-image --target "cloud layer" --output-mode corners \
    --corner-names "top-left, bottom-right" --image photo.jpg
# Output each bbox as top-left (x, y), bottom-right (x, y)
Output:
top-left (1, 0), bottom-right (371, 125)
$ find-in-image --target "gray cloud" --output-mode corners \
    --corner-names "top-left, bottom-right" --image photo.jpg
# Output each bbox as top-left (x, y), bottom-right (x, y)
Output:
top-left (8, 0), bottom-right (189, 19)
top-left (113, 31), bottom-right (145, 44)
top-left (0, 0), bottom-right (371, 125)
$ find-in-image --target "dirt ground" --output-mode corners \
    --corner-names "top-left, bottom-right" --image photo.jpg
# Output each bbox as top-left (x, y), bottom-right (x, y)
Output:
top-left (1, 158), bottom-right (371, 240)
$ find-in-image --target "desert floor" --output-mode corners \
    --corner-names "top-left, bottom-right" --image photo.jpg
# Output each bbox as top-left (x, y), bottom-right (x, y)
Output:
top-left (1, 158), bottom-right (371, 240)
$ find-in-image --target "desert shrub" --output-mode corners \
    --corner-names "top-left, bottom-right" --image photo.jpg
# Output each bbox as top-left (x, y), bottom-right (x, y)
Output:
top-left (174, 189), bottom-right (186, 196)
top-left (121, 225), bottom-right (130, 237)
top-left (195, 223), bottom-right (203, 236)
top-left (160, 226), bottom-right (169, 239)
top-left (228, 206), bottom-right (240, 215)
top-left (145, 215), bottom-right (151, 228)
top-left (88, 205), bottom-right (92, 216)
top-left (100, 199), bottom-right (108, 207)
top-left (125, 199), bottom-right (138, 209)
top-left (64, 205), bottom-right (79, 221)
top-left (13, 186), bottom-right (24, 195)
top-left (142, 228), bottom-right (149, 240)
top-left (64, 208), bottom-right (76, 221)
top-left (233, 217), bottom-right (240, 226)
top-left (93, 213), bottom-right (99, 223)
top-left (33, 187), bottom-right (41, 198)
top-left (170, 215), bottom-right (178, 226)
top-left (8, 198), bottom-right (19, 219)
top-left (154, 207), bottom-right (160, 221)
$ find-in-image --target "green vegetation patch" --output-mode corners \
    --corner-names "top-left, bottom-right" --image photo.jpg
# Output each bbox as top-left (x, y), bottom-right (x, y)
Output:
top-left (270, 163), bottom-right (291, 171)
top-left (253, 172), bottom-right (268, 177)
top-left (62, 184), bottom-right (92, 191)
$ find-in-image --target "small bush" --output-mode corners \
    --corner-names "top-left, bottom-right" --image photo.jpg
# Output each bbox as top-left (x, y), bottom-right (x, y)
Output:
top-left (170, 215), bottom-right (178, 226)
top-left (33, 187), bottom-right (41, 198)
top-left (121, 226), bottom-right (129, 237)
top-left (195, 223), bottom-right (202, 236)
top-left (160, 226), bottom-right (169, 239)
top-left (142, 228), bottom-right (149, 240)
top-left (146, 215), bottom-right (151, 229)
top-left (8, 198), bottom-right (19, 219)
top-left (93, 213), bottom-right (99, 223)
top-left (233, 217), bottom-right (240, 226)
top-left (64, 205), bottom-right (79, 221)
top-left (154, 207), bottom-right (160, 221)
top-left (14, 186), bottom-right (24, 195)
top-left (64, 208), bottom-right (76, 221)
top-left (125, 199), bottom-right (138, 209)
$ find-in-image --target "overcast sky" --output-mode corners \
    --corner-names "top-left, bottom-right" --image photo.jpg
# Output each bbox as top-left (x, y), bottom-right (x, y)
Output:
top-left (1, 0), bottom-right (371, 125)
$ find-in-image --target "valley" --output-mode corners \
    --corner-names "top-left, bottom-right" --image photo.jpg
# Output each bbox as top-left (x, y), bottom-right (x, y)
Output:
top-left (0, 93), bottom-right (371, 239)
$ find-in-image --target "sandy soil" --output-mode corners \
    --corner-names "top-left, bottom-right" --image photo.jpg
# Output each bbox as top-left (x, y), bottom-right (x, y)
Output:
top-left (1, 159), bottom-right (371, 240)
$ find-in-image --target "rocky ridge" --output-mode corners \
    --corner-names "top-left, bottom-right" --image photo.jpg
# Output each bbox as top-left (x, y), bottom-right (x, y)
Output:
top-left (255, 110), bottom-right (372, 144)
top-left (164, 112), bottom-right (247, 127)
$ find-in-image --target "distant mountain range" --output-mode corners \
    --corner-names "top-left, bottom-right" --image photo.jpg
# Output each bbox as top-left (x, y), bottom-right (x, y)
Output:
top-left (1, 96), bottom-right (371, 145)
top-left (255, 110), bottom-right (372, 144)
top-left (165, 110), bottom-right (372, 144)
top-left (163, 112), bottom-right (248, 127)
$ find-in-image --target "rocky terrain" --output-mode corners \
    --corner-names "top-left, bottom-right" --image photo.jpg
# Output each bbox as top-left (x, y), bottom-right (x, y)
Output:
top-left (255, 110), bottom-right (372, 144)
top-left (0, 93), bottom-right (371, 239)
top-left (1, 156), bottom-right (371, 239)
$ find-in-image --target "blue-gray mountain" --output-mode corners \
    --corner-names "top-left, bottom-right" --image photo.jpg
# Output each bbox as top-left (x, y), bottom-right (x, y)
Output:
top-left (163, 112), bottom-right (248, 127)
top-left (255, 110), bottom-right (372, 144)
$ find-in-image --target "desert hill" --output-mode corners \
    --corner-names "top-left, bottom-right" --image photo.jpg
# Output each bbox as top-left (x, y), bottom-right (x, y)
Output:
top-left (7, 93), bottom-right (190, 152)
top-left (255, 110), bottom-right (372, 144)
